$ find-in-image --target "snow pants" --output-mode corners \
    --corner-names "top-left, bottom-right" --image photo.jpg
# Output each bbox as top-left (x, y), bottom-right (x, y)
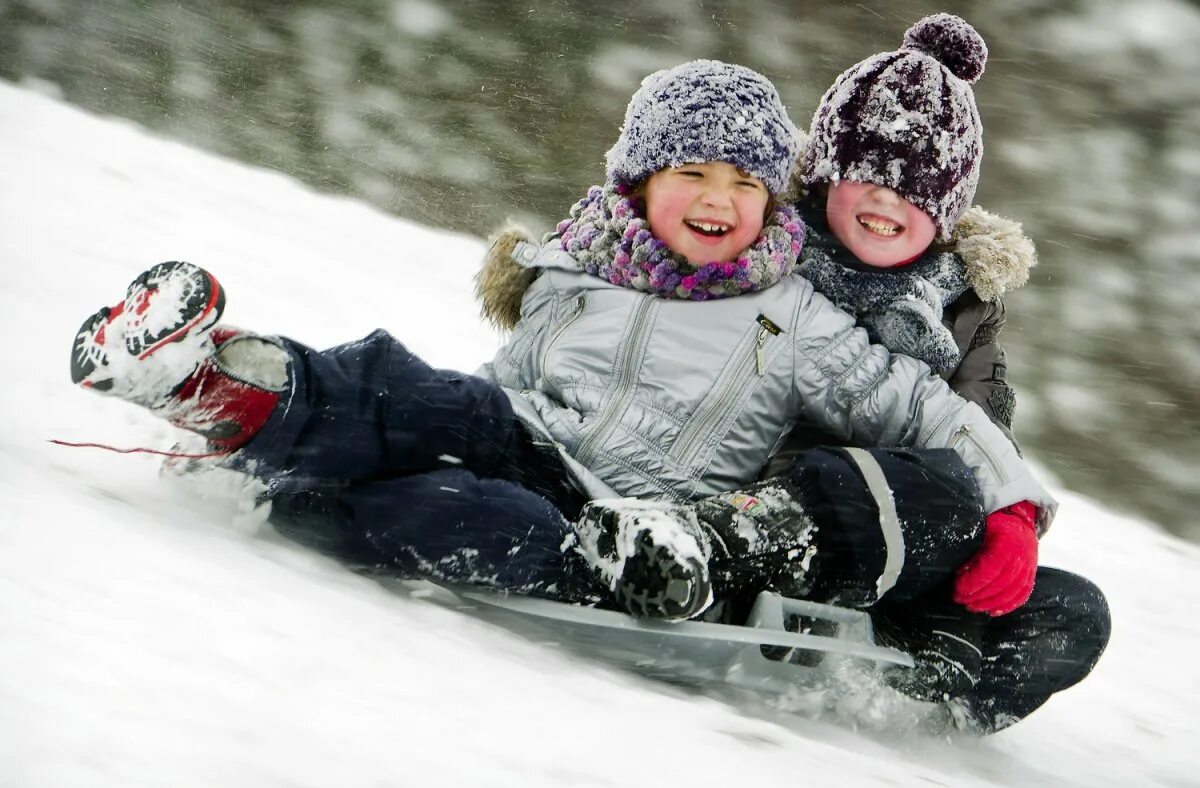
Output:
top-left (785, 445), bottom-right (988, 606)
top-left (871, 568), bottom-right (1110, 734)
top-left (232, 330), bottom-right (592, 599)
top-left (765, 446), bottom-right (1110, 732)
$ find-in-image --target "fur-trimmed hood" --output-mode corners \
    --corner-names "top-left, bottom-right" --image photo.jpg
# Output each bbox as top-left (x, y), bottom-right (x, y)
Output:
top-left (475, 224), bottom-right (540, 332)
top-left (938, 204), bottom-right (1037, 303)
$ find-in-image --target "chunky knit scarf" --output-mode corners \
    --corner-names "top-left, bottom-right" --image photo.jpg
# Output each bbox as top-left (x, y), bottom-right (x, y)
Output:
top-left (797, 211), bottom-right (970, 372)
top-left (553, 183), bottom-right (805, 301)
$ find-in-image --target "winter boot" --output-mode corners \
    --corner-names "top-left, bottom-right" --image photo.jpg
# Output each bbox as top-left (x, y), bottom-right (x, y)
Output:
top-left (70, 261), bottom-right (289, 451)
top-left (872, 598), bottom-right (985, 703)
top-left (572, 499), bottom-right (714, 621)
top-left (690, 476), bottom-right (820, 599)
top-left (572, 474), bottom-right (821, 621)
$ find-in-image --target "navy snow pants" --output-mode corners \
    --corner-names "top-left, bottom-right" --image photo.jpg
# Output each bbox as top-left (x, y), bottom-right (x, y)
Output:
top-left (774, 446), bottom-right (1109, 732)
top-left (233, 330), bottom-right (591, 600)
top-left (869, 566), bottom-right (1110, 733)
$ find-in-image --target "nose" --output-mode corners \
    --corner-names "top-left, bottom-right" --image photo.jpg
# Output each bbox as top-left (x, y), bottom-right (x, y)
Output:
top-left (699, 183), bottom-right (734, 208)
top-left (868, 185), bottom-right (902, 205)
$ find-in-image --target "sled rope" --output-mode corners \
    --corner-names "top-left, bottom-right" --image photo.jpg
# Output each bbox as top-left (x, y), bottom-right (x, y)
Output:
top-left (49, 438), bottom-right (230, 460)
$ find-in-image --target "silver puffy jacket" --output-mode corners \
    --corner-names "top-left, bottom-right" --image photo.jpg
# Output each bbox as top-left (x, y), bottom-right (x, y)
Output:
top-left (477, 240), bottom-right (1056, 521)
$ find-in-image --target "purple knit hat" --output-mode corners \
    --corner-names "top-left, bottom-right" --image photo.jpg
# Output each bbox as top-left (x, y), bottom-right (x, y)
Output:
top-left (802, 14), bottom-right (988, 239)
top-left (605, 60), bottom-right (800, 195)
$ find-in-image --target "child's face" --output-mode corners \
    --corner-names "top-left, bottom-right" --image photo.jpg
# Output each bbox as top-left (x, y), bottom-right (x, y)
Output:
top-left (643, 162), bottom-right (769, 265)
top-left (824, 181), bottom-right (937, 268)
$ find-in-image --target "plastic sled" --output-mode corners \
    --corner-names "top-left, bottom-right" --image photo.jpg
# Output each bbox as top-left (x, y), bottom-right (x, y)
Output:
top-left (422, 585), bottom-right (914, 696)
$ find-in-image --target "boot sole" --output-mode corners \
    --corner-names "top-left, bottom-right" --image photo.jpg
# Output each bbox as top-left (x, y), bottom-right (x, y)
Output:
top-left (71, 262), bottom-right (225, 386)
top-left (615, 530), bottom-right (713, 621)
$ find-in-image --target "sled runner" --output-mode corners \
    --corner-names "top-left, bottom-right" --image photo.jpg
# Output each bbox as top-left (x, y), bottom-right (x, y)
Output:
top-left (427, 586), bottom-right (913, 695)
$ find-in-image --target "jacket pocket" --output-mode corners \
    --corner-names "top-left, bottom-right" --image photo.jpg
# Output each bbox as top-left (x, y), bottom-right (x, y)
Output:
top-left (950, 423), bottom-right (1012, 487)
top-left (495, 306), bottom-right (551, 383)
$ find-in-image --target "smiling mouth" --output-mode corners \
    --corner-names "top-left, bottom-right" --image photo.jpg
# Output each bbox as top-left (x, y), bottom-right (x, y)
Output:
top-left (857, 214), bottom-right (903, 237)
top-left (685, 219), bottom-right (732, 237)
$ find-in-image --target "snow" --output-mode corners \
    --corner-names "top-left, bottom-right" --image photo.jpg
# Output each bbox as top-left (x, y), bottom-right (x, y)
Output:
top-left (1, 80), bottom-right (1197, 786)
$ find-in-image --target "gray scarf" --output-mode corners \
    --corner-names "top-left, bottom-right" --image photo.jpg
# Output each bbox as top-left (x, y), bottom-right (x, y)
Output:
top-left (797, 215), bottom-right (969, 372)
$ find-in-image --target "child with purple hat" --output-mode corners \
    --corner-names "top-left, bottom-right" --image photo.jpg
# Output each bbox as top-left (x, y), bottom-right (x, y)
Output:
top-left (737, 14), bottom-right (1107, 732)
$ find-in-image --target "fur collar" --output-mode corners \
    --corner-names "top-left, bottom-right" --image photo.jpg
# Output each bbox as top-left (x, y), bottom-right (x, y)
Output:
top-left (938, 204), bottom-right (1037, 303)
top-left (476, 224), bottom-right (540, 332)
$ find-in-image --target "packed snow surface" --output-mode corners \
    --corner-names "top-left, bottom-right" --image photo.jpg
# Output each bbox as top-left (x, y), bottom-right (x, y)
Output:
top-left (1, 81), bottom-right (1196, 786)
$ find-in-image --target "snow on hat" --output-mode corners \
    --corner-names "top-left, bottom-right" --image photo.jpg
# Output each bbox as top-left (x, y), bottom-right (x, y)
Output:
top-left (802, 13), bottom-right (988, 239)
top-left (605, 59), bottom-right (800, 195)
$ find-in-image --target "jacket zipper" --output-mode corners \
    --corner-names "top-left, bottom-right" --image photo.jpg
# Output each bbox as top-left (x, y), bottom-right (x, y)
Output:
top-left (950, 424), bottom-right (1011, 486)
top-left (539, 294), bottom-right (586, 384)
top-left (670, 349), bottom-right (756, 465)
top-left (574, 295), bottom-right (654, 465)
top-left (754, 325), bottom-right (770, 376)
top-left (754, 313), bottom-right (782, 377)
top-left (670, 318), bottom-right (776, 466)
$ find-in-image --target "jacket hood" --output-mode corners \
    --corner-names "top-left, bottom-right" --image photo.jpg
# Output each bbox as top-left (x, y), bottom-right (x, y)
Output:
top-left (939, 204), bottom-right (1036, 303)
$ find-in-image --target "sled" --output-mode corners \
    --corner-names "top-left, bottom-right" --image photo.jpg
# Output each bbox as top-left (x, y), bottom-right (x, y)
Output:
top-left (425, 585), bottom-right (914, 696)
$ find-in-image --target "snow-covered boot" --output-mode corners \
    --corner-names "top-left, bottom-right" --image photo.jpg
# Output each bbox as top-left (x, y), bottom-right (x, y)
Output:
top-left (573, 499), bottom-right (714, 621)
top-left (70, 261), bottom-right (289, 451)
top-left (572, 476), bottom-right (819, 620)
top-left (690, 477), bottom-right (819, 598)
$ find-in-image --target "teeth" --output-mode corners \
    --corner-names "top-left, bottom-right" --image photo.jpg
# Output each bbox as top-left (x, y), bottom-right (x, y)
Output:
top-left (858, 216), bottom-right (901, 236)
top-left (686, 220), bottom-right (731, 235)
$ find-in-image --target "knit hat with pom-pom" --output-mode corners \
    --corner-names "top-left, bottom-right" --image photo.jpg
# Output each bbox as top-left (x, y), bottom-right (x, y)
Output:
top-left (802, 14), bottom-right (989, 239)
top-left (606, 59), bottom-right (800, 195)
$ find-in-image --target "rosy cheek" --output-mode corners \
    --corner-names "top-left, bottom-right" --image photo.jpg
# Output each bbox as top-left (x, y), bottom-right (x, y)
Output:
top-left (826, 210), bottom-right (855, 249)
top-left (646, 194), bottom-right (684, 233)
top-left (739, 222), bottom-right (763, 248)
top-left (739, 197), bottom-right (768, 237)
top-left (907, 206), bottom-right (937, 247)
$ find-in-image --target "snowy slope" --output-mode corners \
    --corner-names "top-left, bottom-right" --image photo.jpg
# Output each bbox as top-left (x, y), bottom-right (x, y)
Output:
top-left (1, 80), bottom-right (1196, 787)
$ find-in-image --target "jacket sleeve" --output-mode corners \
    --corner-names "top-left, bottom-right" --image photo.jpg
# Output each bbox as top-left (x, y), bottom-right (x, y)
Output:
top-left (788, 282), bottom-right (1056, 524)
top-left (943, 294), bottom-right (1019, 449)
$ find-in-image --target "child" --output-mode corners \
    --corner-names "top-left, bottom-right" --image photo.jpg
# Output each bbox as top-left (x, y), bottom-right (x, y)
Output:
top-left (592, 17), bottom-right (1107, 733)
top-left (71, 61), bottom-right (1052, 639)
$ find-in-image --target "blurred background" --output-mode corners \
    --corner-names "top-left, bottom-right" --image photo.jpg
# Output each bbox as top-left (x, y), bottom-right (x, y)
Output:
top-left (1, 0), bottom-right (1197, 541)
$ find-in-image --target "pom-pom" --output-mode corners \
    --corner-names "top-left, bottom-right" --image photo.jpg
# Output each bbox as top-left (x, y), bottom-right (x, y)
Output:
top-left (902, 13), bottom-right (988, 83)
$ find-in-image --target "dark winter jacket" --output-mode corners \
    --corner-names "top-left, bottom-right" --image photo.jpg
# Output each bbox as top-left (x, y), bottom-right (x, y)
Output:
top-left (761, 202), bottom-right (1034, 483)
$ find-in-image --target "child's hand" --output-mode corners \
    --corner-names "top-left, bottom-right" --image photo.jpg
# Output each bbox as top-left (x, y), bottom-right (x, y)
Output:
top-left (953, 501), bottom-right (1039, 616)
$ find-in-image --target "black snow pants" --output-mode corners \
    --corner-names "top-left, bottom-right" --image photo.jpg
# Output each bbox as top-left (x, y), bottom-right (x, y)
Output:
top-left (228, 330), bottom-right (1108, 732)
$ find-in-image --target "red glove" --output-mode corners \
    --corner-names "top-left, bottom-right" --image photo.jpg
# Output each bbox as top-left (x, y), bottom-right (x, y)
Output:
top-left (953, 501), bottom-right (1039, 616)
